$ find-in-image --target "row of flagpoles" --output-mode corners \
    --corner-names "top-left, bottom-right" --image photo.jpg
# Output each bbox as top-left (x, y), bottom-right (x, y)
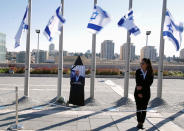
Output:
top-left (14, 0), bottom-right (183, 100)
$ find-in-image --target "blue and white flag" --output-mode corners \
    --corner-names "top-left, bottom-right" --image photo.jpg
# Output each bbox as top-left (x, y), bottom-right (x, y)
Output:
top-left (15, 6), bottom-right (29, 48)
top-left (163, 9), bottom-right (183, 51)
top-left (44, 4), bottom-right (65, 41)
top-left (87, 5), bottom-right (111, 34)
top-left (118, 9), bottom-right (140, 36)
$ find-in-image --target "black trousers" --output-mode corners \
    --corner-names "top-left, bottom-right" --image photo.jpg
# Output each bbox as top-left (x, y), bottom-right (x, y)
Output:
top-left (135, 97), bottom-right (150, 123)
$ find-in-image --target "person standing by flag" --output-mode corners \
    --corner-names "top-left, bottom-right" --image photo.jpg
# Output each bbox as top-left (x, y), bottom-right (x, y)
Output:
top-left (134, 58), bottom-right (154, 129)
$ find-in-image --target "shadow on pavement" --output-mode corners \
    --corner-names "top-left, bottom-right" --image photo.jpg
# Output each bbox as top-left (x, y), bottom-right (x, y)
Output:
top-left (0, 103), bottom-right (16, 116)
top-left (149, 97), bottom-right (167, 108)
top-left (92, 113), bottom-right (136, 131)
top-left (0, 104), bottom-right (70, 128)
top-left (146, 109), bottom-right (184, 131)
top-left (85, 97), bottom-right (101, 106)
top-left (115, 97), bottom-right (135, 107)
top-left (1, 96), bottom-right (182, 130)
top-left (126, 127), bottom-right (139, 131)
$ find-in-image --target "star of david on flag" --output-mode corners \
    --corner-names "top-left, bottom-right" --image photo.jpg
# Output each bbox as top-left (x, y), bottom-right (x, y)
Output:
top-left (163, 9), bottom-right (183, 51)
top-left (87, 5), bottom-right (111, 34)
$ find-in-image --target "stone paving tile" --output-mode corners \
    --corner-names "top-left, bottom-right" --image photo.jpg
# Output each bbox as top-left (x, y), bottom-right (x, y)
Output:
top-left (77, 121), bottom-right (91, 131)
top-left (46, 125), bottom-right (77, 131)
top-left (155, 122), bottom-right (184, 131)
top-left (111, 115), bottom-right (137, 123)
top-left (44, 114), bottom-right (78, 119)
top-left (47, 117), bottom-right (78, 126)
top-left (116, 122), bottom-right (138, 131)
top-left (100, 126), bottom-right (119, 131)
top-left (76, 116), bottom-right (90, 122)
top-left (146, 112), bottom-right (163, 118)
top-left (19, 118), bottom-right (78, 130)
top-left (89, 114), bottom-right (112, 119)
top-left (89, 118), bottom-right (115, 129)
top-left (19, 120), bottom-right (47, 130)
top-left (146, 117), bottom-right (167, 124)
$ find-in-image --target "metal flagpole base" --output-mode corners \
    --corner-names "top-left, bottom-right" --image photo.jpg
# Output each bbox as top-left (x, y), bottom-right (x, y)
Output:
top-left (7, 124), bottom-right (23, 130)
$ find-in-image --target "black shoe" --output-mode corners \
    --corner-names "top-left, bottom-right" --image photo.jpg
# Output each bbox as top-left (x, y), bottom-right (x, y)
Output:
top-left (136, 124), bottom-right (144, 129)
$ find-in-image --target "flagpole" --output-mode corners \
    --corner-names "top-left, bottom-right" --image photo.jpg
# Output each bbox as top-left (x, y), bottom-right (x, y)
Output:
top-left (57, 0), bottom-right (64, 100)
top-left (24, 0), bottom-right (31, 97)
top-left (90, 0), bottom-right (97, 99)
top-left (124, 0), bottom-right (132, 98)
top-left (157, 0), bottom-right (167, 98)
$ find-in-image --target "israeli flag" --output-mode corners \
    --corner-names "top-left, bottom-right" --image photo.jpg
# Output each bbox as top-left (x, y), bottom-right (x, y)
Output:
top-left (44, 4), bottom-right (65, 41)
top-left (163, 9), bottom-right (183, 51)
top-left (87, 5), bottom-right (111, 34)
top-left (118, 9), bottom-right (140, 36)
top-left (14, 6), bottom-right (29, 48)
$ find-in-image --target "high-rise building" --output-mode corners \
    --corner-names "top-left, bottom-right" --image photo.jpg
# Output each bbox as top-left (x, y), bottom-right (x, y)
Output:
top-left (35, 50), bottom-right (48, 63)
top-left (101, 40), bottom-right (114, 60)
top-left (180, 48), bottom-right (184, 59)
top-left (0, 33), bottom-right (6, 63)
top-left (6, 52), bottom-right (17, 63)
top-left (85, 50), bottom-right (91, 58)
top-left (49, 43), bottom-right (55, 52)
top-left (48, 43), bottom-right (59, 57)
top-left (49, 43), bottom-right (55, 51)
top-left (120, 43), bottom-right (135, 61)
top-left (63, 51), bottom-right (68, 56)
top-left (140, 46), bottom-right (157, 61)
top-left (49, 43), bottom-right (55, 56)
top-left (16, 51), bottom-right (26, 63)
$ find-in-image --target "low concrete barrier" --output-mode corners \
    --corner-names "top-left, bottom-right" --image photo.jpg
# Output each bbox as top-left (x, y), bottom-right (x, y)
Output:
top-left (0, 73), bottom-right (184, 79)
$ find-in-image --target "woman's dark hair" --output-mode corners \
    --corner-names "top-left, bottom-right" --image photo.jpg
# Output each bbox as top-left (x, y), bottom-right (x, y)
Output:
top-left (142, 58), bottom-right (153, 76)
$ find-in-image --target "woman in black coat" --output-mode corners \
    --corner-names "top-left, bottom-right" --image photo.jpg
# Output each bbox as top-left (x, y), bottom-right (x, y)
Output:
top-left (134, 58), bottom-right (154, 129)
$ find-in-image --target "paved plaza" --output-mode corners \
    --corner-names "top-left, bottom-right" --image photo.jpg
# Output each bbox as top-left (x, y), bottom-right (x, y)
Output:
top-left (0, 77), bottom-right (184, 130)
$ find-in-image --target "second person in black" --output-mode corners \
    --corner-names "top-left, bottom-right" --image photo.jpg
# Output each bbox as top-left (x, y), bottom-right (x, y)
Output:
top-left (134, 58), bottom-right (154, 129)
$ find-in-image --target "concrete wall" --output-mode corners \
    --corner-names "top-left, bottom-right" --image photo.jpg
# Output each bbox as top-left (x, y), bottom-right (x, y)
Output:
top-left (1, 63), bottom-right (184, 72)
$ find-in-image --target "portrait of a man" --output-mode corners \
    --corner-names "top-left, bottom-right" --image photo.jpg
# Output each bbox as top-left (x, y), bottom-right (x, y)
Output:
top-left (71, 69), bottom-right (85, 85)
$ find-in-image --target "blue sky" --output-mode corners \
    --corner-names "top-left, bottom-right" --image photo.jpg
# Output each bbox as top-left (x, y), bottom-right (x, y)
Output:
top-left (0, 0), bottom-right (183, 56)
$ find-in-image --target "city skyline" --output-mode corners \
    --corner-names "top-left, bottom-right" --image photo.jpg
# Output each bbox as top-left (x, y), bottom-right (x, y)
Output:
top-left (5, 40), bottom-right (184, 64)
top-left (0, 0), bottom-right (184, 57)
top-left (4, 39), bottom-right (184, 58)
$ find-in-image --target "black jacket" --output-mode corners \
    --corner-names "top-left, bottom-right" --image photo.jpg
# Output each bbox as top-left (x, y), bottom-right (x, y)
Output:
top-left (134, 68), bottom-right (154, 99)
